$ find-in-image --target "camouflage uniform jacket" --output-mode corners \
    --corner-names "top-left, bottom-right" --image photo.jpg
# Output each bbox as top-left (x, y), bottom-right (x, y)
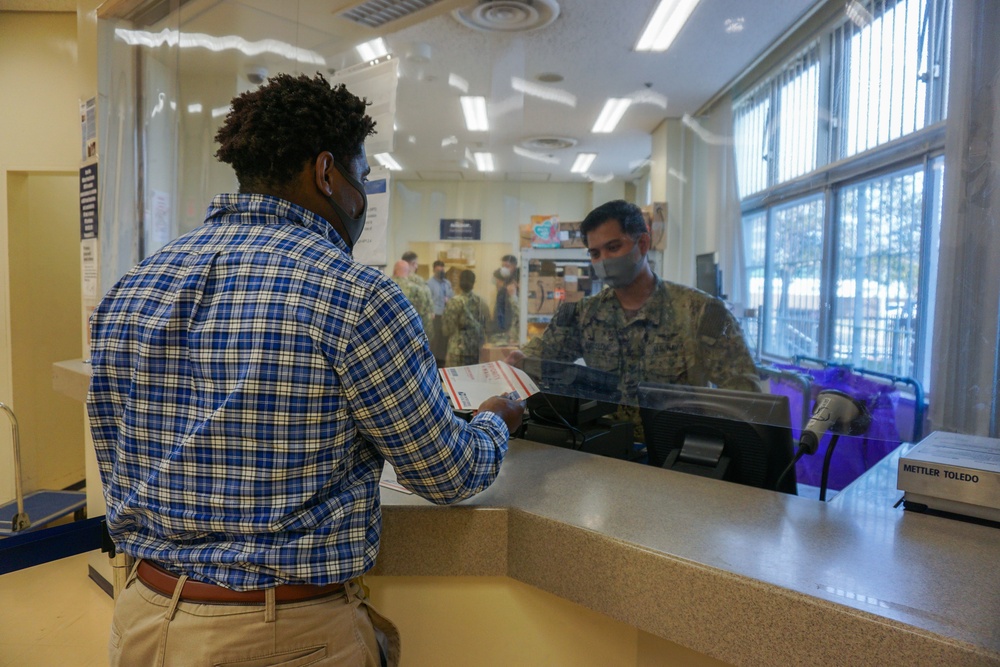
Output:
top-left (521, 277), bottom-right (759, 435)
top-left (442, 291), bottom-right (490, 366)
top-left (393, 275), bottom-right (434, 340)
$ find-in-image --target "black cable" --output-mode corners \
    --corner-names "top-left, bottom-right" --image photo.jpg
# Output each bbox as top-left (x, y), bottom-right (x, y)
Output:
top-left (819, 434), bottom-right (841, 502)
top-left (530, 393), bottom-right (586, 450)
top-left (775, 447), bottom-right (806, 492)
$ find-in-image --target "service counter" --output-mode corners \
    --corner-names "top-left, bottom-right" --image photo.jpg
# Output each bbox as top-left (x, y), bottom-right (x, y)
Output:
top-left (53, 360), bottom-right (1000, 666)
top-left (368, 439), bottom-right (999, 666)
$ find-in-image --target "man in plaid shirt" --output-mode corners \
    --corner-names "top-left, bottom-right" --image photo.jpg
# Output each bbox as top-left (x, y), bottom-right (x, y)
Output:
top-left (87, 73), bottom-right (523, 667)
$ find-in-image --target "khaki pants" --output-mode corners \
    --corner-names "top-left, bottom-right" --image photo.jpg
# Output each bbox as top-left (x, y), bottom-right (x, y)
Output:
top-left (109, 565), bottom-right (399, 667)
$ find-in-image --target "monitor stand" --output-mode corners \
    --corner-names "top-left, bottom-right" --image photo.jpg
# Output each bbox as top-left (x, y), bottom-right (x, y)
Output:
top-left (660, 434), bottom-right (732, 481)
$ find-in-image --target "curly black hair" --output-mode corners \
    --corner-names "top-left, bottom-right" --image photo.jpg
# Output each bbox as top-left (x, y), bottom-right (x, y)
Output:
top-left (215, 72), bottom-right (377, 192)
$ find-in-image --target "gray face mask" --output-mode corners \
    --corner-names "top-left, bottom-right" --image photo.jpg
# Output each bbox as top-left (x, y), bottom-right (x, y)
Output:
top-left (592, 241), bottom-right (646, 288)
top-left (326, 160), bottom-right (368, 248)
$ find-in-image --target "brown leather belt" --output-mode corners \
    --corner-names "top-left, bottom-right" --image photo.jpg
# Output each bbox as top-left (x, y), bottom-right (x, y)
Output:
top-left (136, 560), bottom-right (344, 604)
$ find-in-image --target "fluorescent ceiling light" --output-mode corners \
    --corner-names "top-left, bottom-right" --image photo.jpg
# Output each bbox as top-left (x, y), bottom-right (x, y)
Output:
top-left (513, 146), bottom-right (560, 165)
top-left (473, 152), bottom-right (494, 172)
top-left (511, 77), bottom-right (577, 107)
top-left (356, 38), bottom-right (388, 62)
top-left (114, 28), bottom-right (325, 66)
top-left (448, 73), bottom-right (469, 93)
top-left (460, 96), bottom-right (489, 132)
top-left (186, 103), bottom-right (203, 114)
top-left (635, 0), bottom-right (701, 52)
top-left (374, 153), bottom-right (402, 171)
top-left (592, 98), bottom-right (630, 133)
top-left (211, 105), bottom-right (230, 119)
top-left (571, 153), bottom-right (597, 173)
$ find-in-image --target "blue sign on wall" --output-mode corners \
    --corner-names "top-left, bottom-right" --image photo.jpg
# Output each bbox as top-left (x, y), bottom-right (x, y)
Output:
top-left (440, 218), bottom-right (482, 240)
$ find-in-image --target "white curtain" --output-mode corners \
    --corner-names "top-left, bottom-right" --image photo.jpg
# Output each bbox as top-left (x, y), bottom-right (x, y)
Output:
top-left (928, 0), bottom-right (1000, 436)
top-left (687, 96), bottom-right (746, 306)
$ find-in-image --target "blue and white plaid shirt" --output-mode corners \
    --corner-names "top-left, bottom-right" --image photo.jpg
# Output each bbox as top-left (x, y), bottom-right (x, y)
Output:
top-left (88, 193), bottom-right (508, 590)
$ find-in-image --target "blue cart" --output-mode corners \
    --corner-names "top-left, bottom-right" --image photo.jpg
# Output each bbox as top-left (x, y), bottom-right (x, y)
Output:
top-left (0, 402), bottom-right (86, 536)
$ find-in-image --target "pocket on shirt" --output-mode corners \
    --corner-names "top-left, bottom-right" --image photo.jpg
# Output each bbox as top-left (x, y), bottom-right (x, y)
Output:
top-left (643, 342), bottom-right (688, 385)
top-left (580, 338), bottom-right (620, 373)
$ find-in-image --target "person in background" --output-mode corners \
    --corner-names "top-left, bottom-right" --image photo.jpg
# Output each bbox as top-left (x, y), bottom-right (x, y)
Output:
top-left (500, 254), bottom-right (519, 283)
top-left (490, 268), bottom-right (519, 345)
top-left (492, 255), bottom-right (520, 334)
top-left (507, 199), bottom-right (757, 438)
top-left (392, 259), bottom-right (434, 340)
top-left (443, 269), bottom-right (490, 367)
top-left (88, 72), bottom-right (523, 667)
top-left (401, 251), bottom-right (425, 286)
top-left (427, 259), bottom-right (454, 366)
top-left (400, 250), bottom-right (434, 339)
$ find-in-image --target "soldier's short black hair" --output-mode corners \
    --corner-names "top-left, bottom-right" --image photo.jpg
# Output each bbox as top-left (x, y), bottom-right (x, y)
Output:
top-left (580, 200), bottom-right (648, 245)
top-left (215, 73), bottom-right (376, 192)
top-left (433, 260), bottom-right (445, 269)
top-left (501, 254), bottom-right (517, 266)
top-left (459, 269), bottom-right (476, 292)
top-left (402, 251), bottom-right (418, 263)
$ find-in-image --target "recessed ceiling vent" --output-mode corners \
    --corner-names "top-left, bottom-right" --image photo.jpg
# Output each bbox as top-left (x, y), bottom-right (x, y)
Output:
top-left (453, 0), bottom-right (560, 33)
top-left (519, 135), bottom-right (577, 151)
top-left (341, 0), bottom-right (447, 29)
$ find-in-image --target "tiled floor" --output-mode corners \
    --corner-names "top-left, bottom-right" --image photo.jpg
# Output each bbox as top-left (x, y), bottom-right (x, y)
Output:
top-left (0, 551), bottom-right (113, 667)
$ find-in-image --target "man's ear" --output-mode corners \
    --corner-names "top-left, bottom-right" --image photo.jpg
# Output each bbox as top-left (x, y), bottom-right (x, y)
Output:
top-left (638, 230), bottom-right (652, 255)
top-left (314, 151), bottom-right (336, 196)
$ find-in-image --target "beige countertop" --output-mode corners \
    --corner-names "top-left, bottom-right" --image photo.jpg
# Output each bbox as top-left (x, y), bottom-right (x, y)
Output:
top-left (374, 440), bottom-right (1000, 666)
top-left (54, 359), bottom-right (1000, 666)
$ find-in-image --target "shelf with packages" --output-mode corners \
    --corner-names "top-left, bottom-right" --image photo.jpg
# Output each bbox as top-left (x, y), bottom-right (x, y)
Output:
top-left (518, 247), bottom-right (602, 345)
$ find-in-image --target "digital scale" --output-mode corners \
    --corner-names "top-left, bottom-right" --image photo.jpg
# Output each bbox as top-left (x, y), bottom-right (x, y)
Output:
top-left (897, 430), bottom-right (1000, 523)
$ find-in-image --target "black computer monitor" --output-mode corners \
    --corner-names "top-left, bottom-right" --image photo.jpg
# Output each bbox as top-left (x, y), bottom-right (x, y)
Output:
top-left (522, 358), bottom-right (621, 426)
top-left (639, 383), bottom-right (797, 494)
top-left (696, 252), bottom-right (722, 297)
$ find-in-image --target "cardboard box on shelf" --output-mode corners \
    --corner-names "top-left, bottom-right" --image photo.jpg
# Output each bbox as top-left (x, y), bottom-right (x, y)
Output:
top-left (529, 215), bottom-right (560, 248)
top-left (519, 224), bottom-right (534, 248)
top-left (559, 221), bottom-right (586, 249)
top-left (527, 275), bottom-right (565, 315)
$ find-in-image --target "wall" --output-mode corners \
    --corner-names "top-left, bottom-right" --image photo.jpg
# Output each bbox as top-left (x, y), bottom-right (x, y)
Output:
top-left (367, 576), bottom-right (729, 667)
top-left (7, 171), bottom-right (84, 492)
top-left (388, 179), bottom-right (594, 265)
top-left (650, 118), bottom-right (699, 285)
top-left (0, 11), bottom-right (83, 503)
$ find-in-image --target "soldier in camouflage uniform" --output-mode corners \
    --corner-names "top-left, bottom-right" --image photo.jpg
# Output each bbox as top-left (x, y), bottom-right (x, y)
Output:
top-left (391, 260), bottom-right (434, 340)
top-left (512, 200), bottom-right (758, 439)
top-left (443, 269), bottom-right (490, 367)
top-left (489, 268), bottom-right (520, 345)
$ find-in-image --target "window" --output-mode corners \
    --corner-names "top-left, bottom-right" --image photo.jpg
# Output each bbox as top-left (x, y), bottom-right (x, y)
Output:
top-left (733, 44), bottom-right (820, 198)
top-left (734, 0), bottom-right (949, 387)
top-left (833, 164), bottom-right (928, 375)
top-left (765, 196), bottom-right (825, 359)
top-left (833, 0), bottom-right (948, 157)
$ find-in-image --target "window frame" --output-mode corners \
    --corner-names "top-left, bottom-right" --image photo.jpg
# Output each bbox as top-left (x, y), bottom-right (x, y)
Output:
top-left (732, 0), bottom-right (950, 387)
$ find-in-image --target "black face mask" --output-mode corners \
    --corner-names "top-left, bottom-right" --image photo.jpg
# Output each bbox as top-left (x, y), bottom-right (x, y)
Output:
top-left (326, 160), bottom-right (368, 248)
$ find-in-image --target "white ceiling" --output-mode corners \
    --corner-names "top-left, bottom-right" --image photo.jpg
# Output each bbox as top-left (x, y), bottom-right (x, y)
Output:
top-left (42, 0), bottom-right (822, 182)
